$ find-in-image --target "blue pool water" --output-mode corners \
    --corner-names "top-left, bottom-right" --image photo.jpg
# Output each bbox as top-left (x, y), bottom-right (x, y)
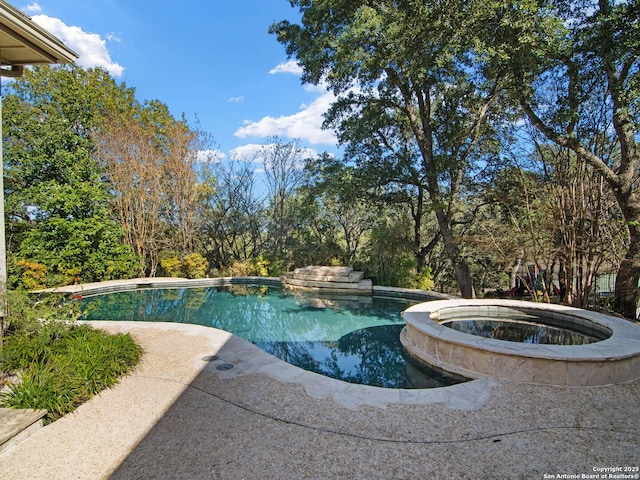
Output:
top-left (80, 285), bottom-right (463, 388)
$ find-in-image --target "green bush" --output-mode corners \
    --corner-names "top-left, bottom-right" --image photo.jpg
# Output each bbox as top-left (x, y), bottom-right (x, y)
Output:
top-left (412, 267), bottom-right (435, 291)
top-left (222, 257), bottom-right (267, 277)
top-left (1, 290), bottom-right (75, 344)
top-left (260, 254), bottom-right (292, 276)
top-left (221, 255), bottom-right (292, 277)
top-left (160, 256), bottom-right (183, 277)
top-left (159, 252), bottom-right (210, 279)
top-left (0, 291), bottom-right (143, 422)
top-left (13, 260), bottom-right (48, 290)
top-left (1, 362), bottom-right (83, 418)
top-left (183, 253), bottom-right (209, 279)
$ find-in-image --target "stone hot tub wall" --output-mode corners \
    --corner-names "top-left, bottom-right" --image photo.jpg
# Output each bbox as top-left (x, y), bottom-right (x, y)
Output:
top-left (401, 299), bottom-right (640, 386)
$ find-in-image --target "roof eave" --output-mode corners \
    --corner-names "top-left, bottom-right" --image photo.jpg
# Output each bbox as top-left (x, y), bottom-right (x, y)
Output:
top-left (0, 0), bottom-right (77, 66)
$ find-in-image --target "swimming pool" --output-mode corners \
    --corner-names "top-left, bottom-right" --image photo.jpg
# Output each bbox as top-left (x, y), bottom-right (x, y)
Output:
top-left (80, 284), bottom-right (463, 388)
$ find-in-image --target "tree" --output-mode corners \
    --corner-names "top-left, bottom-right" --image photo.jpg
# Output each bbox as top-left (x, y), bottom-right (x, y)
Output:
top-left (360, 207), bottom-right (424, 288)
top-left (546, 142), bottom-right (626, 308)
top-left (480, 162), bottom-right (558, 301)
top-left (95, 104), bottom-right (163, 276)
top-left (262, 138), bottom-right (308, 259)
top-left (300, 154), bottom-right (378, 265)
top-left (482, 0), bottom-right (640, 317)
top-left (271, 0), bottom-right (510, 298)
top-left (3, 65), bottom-right (138, 285)
top-left (94, 100), bottom-right (215, 277)
top-left (325, 102), bottom-right (440, 276)
top-left (158, 116), bottom-right (214, 256)
top-left (200, 155), bottom-right (265, 270)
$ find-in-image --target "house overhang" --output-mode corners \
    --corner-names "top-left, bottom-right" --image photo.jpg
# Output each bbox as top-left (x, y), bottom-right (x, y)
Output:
top-left (0, 0), bottom-right (77, 75)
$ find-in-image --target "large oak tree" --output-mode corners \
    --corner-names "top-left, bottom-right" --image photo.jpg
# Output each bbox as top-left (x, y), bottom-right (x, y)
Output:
top-left (480, 0), bottom-right (639, 317)
top-left (271, 0), bottom-right (509, 298)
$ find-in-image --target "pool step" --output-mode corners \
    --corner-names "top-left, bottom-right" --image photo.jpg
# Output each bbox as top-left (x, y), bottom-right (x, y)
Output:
top-left (292, 266), bottom-right (364, 283)
top-left (286, 277), bottom-right (372, 291)
top-left (284, 266), bottom-right (372, 294)
top-left (0, 408), bottom-right (47, 455)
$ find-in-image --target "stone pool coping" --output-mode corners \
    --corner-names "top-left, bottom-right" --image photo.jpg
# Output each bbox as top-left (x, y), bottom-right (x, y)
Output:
top-left (38, 276), bottom-right (456, 301)
top-left (37, 276), bottom-right (285, 296)
top-left (402, 299), bottom-right (640, 386)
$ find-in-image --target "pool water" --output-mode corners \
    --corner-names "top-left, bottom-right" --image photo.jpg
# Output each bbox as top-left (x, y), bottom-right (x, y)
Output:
top-left (442, 316), bottom-right (603, 345)
top-left (80, 285), bottom-right (463, 388)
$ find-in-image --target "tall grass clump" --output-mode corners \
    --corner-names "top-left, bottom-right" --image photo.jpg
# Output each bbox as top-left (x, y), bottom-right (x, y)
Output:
top-left (0, 290), bottom-right (142, 422)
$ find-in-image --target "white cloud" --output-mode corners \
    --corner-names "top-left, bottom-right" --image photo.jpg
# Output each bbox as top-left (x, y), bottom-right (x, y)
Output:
top-left (234, 90), bottom-right (338, 145)
top-left (230, 143), bottom-right (320, 164)
top-left (269, 59), bottom-right (303, 76)
top-left (106, 33), bottom-right (122, 43)
top-left (227, 96), bottom-right (245, 103)
top-left (230, 144), bottom-right (265, 162)
top-left (31, 14), bottom-right (125, 77)
top-left (196, 149), bottom-right (226, 163)
top-left (24, 2), bottom-right (41, 13)
top-left (303, 81), bottom-right (331, 93)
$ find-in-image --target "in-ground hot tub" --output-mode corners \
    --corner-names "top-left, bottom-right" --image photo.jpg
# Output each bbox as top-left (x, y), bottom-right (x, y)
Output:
top-left (401, 299), bottom-right (640, 386)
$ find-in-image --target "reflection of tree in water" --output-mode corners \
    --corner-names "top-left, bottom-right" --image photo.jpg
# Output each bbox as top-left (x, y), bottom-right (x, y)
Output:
top-left (290, 291), bottom-right (415, 323)
top-left (257, 325), bottom-right (461, 388)
top-left (253, 340), bottom-right (323, 373)
top-left (82, 286), bottom-right (416, 342)
top-left (227, 285), bottom-right (269, 296)
top-left (82, 286), bottom-right (466, 387)
top-left (82, 288), bottom-right (217, 323)
top-left (81, 289), bottom-right (177, 321)
top-left (332, 325), bottom-right (406, 387)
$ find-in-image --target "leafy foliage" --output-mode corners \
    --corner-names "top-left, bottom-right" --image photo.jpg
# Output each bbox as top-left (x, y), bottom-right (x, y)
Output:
top-left (221, 256), bottom-right (272, 277)
top-left (0, 291), bottom-right (142, 422)
top-left (271, 0), bottom-right (515, 298)
top-left (13, 260), bottom-right (47, 290)
top-left (159, 256), bottom-right (183, 277)
top-left (477, 0), bottom-right (640, 316)
top-left (3, 65), bottom-right (139, 287)
top-left (1, 5), bottom-right (637, 316)
top-left (183, 253), bottom-right (209, 279)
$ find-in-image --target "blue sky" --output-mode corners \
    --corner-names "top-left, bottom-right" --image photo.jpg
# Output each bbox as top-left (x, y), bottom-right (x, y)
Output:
top-left (20, 1), bottom-right (339, 162)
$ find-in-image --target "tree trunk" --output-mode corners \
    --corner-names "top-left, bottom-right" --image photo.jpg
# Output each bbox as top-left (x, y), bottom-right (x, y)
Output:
top-left (417, 232), bottom-right (441, 275)
top-left (614, 206), bottom-right (640, 319)
top-left (511, 254), bottom-right (523, 291)
top-left (435, 210), bottom-right (475, 298)
top-left (520, 102), bottom-right (639, 318)
top-left (614, 250), bottom-right (640, 320)
top-left (413, 186), bottom-right (425, 273)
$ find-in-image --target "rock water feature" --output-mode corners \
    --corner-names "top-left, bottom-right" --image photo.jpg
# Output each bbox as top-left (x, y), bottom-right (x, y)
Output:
top-left (283, 266), bottom-right (373, 294)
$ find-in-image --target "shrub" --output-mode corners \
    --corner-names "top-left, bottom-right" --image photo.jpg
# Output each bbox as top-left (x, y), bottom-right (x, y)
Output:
top-left (412, 267), bottom-right (435, 291)
top-left (14, 260), bottom-right (47, 290)
top-left (259, 254), bottom-right (292, 276)
top-left (1, 290), bottom-right (76, 345)
top-left (0, 291), bottom-right (143, 422)
top-left (1, 326), bottom-right (142, 421)
top-left (1, 362), bottom-right (83, 419)
top-left (222, 256), bottom-right (272, 277)
top-left (183, 253), bottom-right (209, 279)
top-left (160, 256), bottom-right (183, 277)
top-left (253, 256), bottom-right (271, 276)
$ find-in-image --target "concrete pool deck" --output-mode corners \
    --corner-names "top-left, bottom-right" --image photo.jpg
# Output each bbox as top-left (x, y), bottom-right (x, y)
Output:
top-left (1, 320), bottom-right (639, 479)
